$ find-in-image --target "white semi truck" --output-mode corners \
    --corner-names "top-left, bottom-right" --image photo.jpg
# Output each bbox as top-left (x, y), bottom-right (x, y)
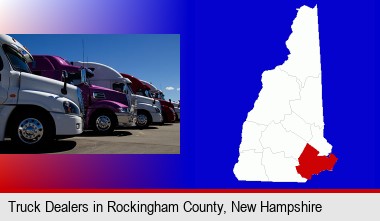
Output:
top-left (0, 35), bottom-right (83, 146)
top-left (71, 61), bottom-right (163, 128)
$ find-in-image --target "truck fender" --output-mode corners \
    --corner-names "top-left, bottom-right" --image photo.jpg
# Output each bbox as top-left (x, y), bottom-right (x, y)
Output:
top-left (0, 105), bottom-right (15, 141)
top-left (137, 103), bottom-right (159, 113)
top-left (87, 100), bottom-right (128, 113)
top-left (86, 100), bottom-right (128, 126)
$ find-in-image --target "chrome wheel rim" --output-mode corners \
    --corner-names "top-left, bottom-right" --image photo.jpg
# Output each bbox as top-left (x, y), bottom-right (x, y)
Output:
top-left (137, 114), bottom-right (148, 126)
top-left (18, 118), bottom-right (44, 144)
top-left (96, 115), bottom-right (112, 131)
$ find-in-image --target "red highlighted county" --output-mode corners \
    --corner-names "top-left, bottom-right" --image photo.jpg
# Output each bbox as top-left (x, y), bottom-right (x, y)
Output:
top-left (296, 143), bottom-right (338, 180)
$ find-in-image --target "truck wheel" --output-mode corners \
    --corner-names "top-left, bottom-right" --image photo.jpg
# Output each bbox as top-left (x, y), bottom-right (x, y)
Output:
top-left (136, 111), bottom-right (152, 128)
top-left (10, 111), bottom-right (53, 147)
top-left (92, 112), bottom-right (116, 134)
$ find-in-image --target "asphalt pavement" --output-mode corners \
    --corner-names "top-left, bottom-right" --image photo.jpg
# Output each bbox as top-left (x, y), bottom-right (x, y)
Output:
top-left (0, 123), bottom-right (180, 154)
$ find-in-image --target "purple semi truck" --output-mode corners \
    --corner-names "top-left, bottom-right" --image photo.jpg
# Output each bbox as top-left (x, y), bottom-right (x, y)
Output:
top-left (28, 55), bottom-right (137, 134)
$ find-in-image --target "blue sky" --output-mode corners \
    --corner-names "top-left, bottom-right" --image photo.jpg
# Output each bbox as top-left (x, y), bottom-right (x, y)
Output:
top-left (11, 34), bottom-right (180, 102)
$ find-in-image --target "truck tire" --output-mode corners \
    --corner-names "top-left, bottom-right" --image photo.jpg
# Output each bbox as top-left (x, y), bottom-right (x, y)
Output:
top-left (92, 112), bottom-right (117, 135)
top-left (10, 110), bottom-right (54, 147)
top-left (162, 112), bottom-right (168, 123)
top-left (136, 111), bottom-right (152, 128)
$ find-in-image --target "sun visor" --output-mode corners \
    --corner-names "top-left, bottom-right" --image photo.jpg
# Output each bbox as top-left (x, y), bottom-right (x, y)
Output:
top-left (11, 43), bottom-right (34, 63)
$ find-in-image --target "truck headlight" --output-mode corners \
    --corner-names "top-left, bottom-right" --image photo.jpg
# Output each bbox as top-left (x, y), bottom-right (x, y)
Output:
top-left (118, 107), bottom-right (130, 113)
top-left (63, 101), bottom-right (80, 115)
top-left (155, 107), bottom-right (161, 113)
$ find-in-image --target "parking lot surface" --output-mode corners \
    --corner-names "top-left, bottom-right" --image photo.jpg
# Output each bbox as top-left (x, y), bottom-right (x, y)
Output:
top-left (0, 123), bottom-right (180, 154)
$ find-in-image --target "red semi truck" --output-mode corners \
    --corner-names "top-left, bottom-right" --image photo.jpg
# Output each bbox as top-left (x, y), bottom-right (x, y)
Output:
top-left (121, 73), bottom-right (176, 123)
top-left (141, 80), bottom-right (180, 121)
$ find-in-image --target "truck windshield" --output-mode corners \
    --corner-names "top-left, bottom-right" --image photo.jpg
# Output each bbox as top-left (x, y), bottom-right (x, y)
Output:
top-left (160, 93), bottom-right (166, 100)
top-left (3, 45), bottom-right (31, 73)
top-left (67, 72), bottom-right (85, 85)
top-left (144, 90), bottom-right (152, 98)
top-left (67, 69), bottom-right (91, 85)
top-left (152, 92), bottom-right (165, 100)
top-left (126, 84), bottom-right (134, 94)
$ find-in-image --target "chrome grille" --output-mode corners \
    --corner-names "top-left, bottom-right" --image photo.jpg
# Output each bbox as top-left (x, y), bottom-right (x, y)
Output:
top-left (77, 88), bottom-right (85, 117)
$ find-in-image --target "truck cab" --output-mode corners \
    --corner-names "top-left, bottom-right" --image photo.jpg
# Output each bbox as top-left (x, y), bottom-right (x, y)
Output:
top-left (0, 35), bottom-right (83, 146)
top-left (140, 80), bottom-right (179, 121)
top-left (71, 61), bottom-right (163, 128)
top-left (123, 74), bottom-right (176, 123)
top-left (28, 55), bottom-right (136, 134)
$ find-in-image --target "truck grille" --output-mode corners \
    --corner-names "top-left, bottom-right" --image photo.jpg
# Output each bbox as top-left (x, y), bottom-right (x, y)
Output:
top-left (77, 88), bottom-right (85, 117)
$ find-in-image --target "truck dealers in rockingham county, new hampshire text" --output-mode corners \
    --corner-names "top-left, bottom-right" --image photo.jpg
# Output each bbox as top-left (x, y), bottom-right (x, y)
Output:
top-left (8, 200), bottom-right (323, 216)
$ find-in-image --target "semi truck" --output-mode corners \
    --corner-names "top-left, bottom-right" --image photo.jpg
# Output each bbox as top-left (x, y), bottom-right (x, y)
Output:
top-left (28, 55), bottom-right (136, 134)
top-left (0, 35), bottom-right (83, 146)
top-left (122, 74), bottom-right (176, 123)
top-left (71, 61), bottom-right (163, 128)
top-left (140, 80), bottom-right (180, 121)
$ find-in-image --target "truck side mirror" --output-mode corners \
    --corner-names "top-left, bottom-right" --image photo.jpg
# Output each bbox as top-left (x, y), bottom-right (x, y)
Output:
top-left (61, 70), bottom-right (68, 95)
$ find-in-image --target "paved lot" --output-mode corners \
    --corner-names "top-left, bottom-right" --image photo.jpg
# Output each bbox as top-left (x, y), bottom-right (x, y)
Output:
top-left (0, 123), bottom-right (180, 154)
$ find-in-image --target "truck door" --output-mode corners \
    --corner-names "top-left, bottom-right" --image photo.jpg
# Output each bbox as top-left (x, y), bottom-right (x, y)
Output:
top-left (0, 55), bottom-right (7, 104)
